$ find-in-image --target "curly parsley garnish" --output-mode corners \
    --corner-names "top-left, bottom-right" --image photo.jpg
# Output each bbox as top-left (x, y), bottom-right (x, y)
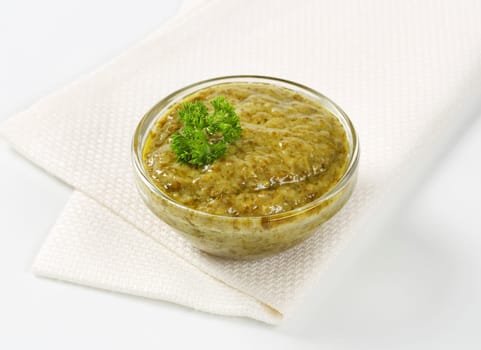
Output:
top-left (170, 96), bottom-right (242, 166)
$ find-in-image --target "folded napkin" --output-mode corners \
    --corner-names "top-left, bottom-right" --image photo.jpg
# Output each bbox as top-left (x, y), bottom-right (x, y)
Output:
top-left (2, 0), bottom-right (481, 324)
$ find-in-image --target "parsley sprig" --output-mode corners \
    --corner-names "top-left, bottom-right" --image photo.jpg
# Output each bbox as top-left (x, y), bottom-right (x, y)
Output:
top-left (170, 96), bottom-right (242, 166)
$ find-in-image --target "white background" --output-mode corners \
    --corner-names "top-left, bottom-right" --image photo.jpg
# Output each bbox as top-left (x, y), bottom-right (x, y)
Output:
top-left (1, 1), bottom-right (480, 349)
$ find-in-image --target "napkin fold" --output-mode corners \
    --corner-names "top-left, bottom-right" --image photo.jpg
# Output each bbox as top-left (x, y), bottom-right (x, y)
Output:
top-left (2, 0), bottom-right (481, 324)
top-left (34, 191), bottom-right (279, 323)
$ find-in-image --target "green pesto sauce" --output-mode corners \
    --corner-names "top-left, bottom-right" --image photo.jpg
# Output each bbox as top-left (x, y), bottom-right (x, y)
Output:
top-left (143, 82), bottom-right (349, 216)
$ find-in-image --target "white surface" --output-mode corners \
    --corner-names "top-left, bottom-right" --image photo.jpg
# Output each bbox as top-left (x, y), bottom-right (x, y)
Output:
top-left (1, 1), bottom-right (481, 348)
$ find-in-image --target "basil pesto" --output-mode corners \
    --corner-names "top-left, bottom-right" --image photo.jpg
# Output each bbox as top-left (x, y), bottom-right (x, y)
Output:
top-left (143, 82), bottom-right (349, 217)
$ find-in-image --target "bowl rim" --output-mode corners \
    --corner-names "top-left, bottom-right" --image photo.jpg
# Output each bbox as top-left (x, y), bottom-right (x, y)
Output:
top-left (132, 75), bottom-right (360, 221)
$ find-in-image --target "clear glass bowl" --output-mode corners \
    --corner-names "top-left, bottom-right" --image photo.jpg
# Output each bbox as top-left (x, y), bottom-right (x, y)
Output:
top-left (132, 76), bottom-right (359, 259)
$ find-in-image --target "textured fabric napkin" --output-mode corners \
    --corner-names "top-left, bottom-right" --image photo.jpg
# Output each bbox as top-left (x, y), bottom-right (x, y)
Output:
top-left (1, 0), bottom-right (481, 324)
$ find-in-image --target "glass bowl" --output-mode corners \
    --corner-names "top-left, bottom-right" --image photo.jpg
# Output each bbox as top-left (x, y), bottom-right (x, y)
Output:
top-left (132, 76), bottom-right (359, 259)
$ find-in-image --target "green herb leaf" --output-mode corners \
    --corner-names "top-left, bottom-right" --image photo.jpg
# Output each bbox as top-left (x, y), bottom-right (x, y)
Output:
top-left (170, 96), bottom-right (242, 166)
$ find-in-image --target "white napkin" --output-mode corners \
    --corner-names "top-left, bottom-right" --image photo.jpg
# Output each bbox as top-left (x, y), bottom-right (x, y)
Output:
top-left (2, 0), bottom-right (481, 324)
